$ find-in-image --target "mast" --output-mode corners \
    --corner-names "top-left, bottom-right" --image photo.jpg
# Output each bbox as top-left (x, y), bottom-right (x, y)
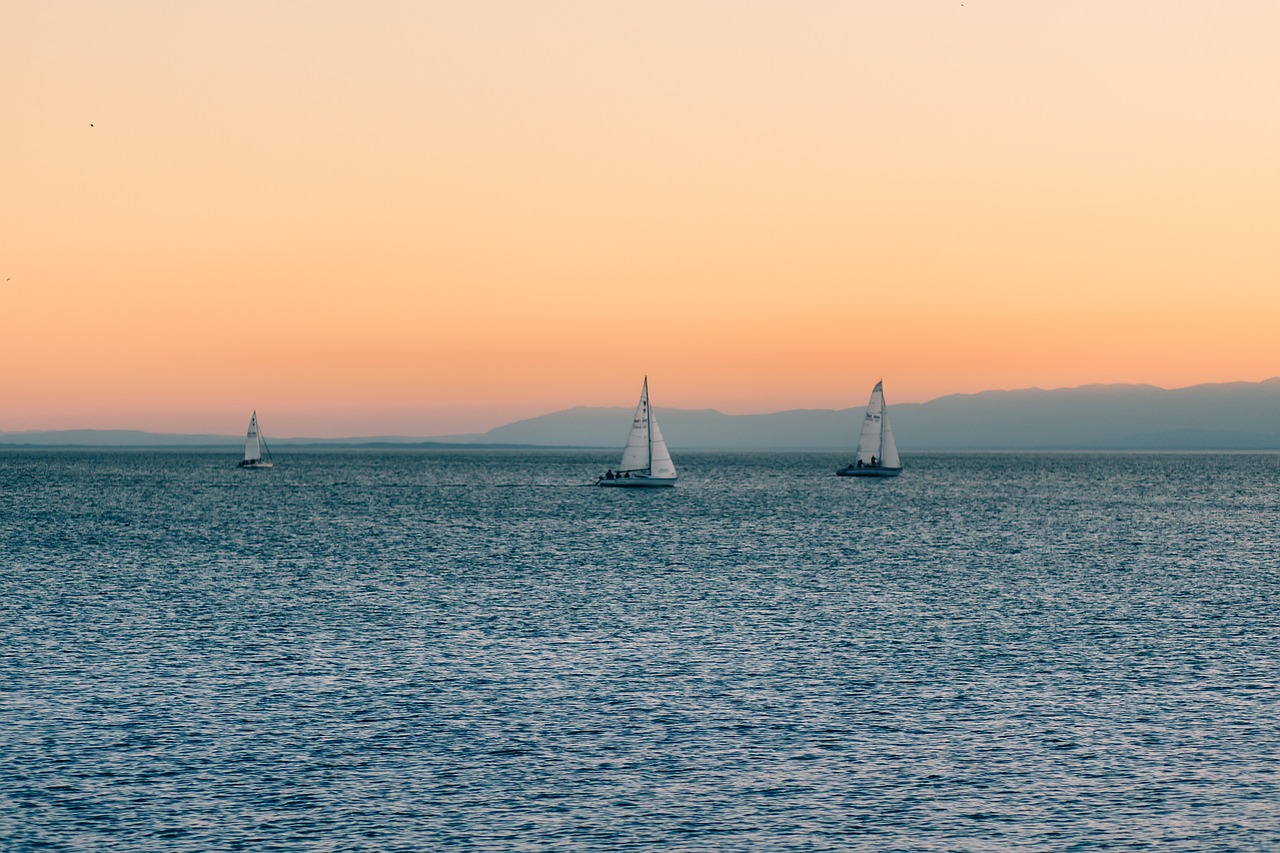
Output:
top-left (875, 376), bottom-right (885, 458)
top-left (876, 379), bottom-right (884, 463)
top-left (644, 375), bottom-right (651, 473)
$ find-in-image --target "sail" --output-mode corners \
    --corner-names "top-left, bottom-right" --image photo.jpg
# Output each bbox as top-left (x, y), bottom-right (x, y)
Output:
top-left (617, 378), bottom-right (652, 472)
top-left (244, 412), bottom-right (261, 462)
top-left (879, 406), bottom-right (901, 469)
top-left (648, 410), bottom-right (677, 479)
top-left (854, 381), bottom-right (886, 466)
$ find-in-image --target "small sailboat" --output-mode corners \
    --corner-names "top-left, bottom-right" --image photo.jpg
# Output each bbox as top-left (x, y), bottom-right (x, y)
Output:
top-left (837, 380), bottom-right (901, 477)
top-left (237, 411), bottom-right (274, 469)
top-left (597, 377), bottom-right (677, 487)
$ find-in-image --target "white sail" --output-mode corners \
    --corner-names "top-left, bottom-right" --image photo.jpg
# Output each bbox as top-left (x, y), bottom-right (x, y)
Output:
top-left (648, 409), bottom-right (677, 479)
top-left (244, 411), bottom-right (262, 462)
top-left (617, 378), bottom-right (653, 472)
top-left (879, 406), bottom-right (900, 469)
top-left (854, 381), bottom-right (886, 466)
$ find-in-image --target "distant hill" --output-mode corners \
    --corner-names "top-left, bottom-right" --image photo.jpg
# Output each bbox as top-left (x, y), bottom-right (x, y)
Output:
top-left (439, 406), bottom-right (858, 450)
top-left (900, 380), bottom-right (1280, 450)
top-left (6, 379), bottom-right (1280, 450)
top-left (434, 378), bottom-right (1280, 450)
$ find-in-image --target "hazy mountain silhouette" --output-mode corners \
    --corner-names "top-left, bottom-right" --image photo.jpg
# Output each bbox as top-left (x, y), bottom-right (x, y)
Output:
top-left (6, 379), bottom-right (1280, 450)
top-left (438, 379), bottom-right (1280, 450)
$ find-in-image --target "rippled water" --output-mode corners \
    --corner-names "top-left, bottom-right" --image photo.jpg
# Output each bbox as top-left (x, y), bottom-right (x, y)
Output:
top-left (2, 450), bottom-right (1278, 850)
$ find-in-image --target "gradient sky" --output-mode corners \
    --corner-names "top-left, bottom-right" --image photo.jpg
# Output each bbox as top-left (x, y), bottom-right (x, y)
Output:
top-left (3, 1), bottom-right (1277, 436)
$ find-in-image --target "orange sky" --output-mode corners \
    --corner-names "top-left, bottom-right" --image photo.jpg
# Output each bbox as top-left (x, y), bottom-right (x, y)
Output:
top-left (3, 1), bottom-right (1277, 436)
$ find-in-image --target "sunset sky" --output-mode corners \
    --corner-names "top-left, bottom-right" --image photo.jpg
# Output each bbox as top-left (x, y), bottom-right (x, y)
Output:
top-left (3, 1), bottom-right (1277, 436)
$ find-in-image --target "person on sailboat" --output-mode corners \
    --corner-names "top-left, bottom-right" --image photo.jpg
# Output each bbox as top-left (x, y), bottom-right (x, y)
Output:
top-left (870, 456), bottom-right (877, 467)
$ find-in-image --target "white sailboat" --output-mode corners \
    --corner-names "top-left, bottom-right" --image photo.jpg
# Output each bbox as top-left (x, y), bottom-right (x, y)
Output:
top-left (237, 411), bottom-right (274, 469)
top-left (837, 380), bottom-right (901, 477)
top-left (597, 377), bottom-right (677, 487)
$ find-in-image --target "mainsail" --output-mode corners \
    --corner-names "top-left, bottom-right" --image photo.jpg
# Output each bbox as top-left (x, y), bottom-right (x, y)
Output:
top-left (617, 380), bottom-right (653, 472)
top-left (244, 411), bottom-right (262, 463)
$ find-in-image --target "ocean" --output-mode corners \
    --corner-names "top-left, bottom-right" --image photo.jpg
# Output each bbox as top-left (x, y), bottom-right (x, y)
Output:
top-left (2, 450), bottom-right (1278, 850)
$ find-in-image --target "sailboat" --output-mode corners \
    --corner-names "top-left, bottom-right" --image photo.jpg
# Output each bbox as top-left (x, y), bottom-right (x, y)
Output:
top-left (837, 380), bottom-right (902, 477)
top-left (237, 411), bottom-right (274, 469)
top-left (597, 377), bottom-right (677, 487)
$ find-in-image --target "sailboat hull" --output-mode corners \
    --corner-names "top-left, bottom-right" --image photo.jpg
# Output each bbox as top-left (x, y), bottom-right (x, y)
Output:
top-left (597, 475), bottom-right (676, 488)
top-left (238, 460), bottom-right (274, 469)
top-left (836, 465), bottom-right (901, 478)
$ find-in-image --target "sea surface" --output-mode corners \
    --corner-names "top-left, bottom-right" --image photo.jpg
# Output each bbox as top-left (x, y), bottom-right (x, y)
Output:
top-left (1, 450), bottom-right (1278, 851)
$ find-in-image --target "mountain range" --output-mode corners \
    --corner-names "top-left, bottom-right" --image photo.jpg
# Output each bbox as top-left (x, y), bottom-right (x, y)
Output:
top-left (4, 379), bottom-right (1280, 450)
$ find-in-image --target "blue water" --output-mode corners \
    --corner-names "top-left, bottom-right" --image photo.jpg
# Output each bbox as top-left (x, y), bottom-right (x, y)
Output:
top-left (2, 450), bottom-right (1278, 850)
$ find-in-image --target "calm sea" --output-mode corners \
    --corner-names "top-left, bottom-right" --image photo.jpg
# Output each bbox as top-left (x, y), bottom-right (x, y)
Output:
top-left (2, 450), bottom-right (1278, 851)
